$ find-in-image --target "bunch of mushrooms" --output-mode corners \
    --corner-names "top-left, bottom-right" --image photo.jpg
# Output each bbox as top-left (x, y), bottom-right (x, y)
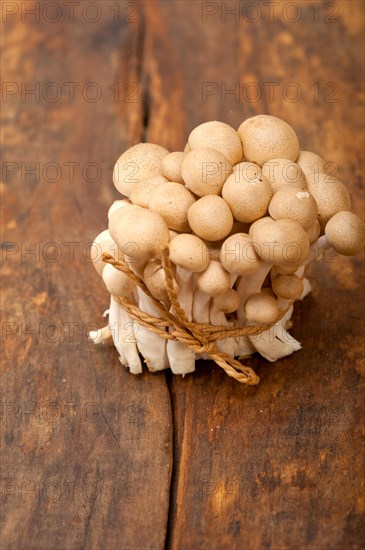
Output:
top-left (89, 115), bottom-right (365, 378)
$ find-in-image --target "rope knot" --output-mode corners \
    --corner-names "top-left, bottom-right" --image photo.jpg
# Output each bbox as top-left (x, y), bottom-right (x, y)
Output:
top-left (195, 341), bottom-right (217, 355)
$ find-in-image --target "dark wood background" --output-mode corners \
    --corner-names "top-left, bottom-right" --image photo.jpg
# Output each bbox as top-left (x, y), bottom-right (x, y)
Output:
top-left (1, 1), bottom-right (364, 549)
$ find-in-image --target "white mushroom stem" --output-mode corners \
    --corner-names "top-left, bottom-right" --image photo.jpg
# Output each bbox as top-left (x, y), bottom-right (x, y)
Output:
top-left (192, 283), bottom-right (211, 360)
top-left (109, 296), bottom-right (142, 373)
top-left (209, 302), bottom-right (238, 358)
top-left (304, 235), bottom-right (335, 265)
top-left (210, 274), bottom-right (238, 358)
top-left (89, 325), bottom-right (112, 344)
top-left (134, 287), bottom-right (169, 372)
top-left (166, 266), bottom-right (196, 376)
top-left (294, 265), bottom-right (312, 300)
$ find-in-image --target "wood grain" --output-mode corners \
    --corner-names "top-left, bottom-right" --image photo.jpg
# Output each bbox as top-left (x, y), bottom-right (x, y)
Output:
top-left (1, 1), bottom-right (364, 549)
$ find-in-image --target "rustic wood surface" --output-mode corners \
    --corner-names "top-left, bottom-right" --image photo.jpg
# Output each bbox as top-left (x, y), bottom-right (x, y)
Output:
top-left (1, 1), bottom-right (364, 549)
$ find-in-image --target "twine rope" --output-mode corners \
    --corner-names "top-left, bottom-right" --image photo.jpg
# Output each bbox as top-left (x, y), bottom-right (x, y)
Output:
top-left (102, 251), bottom-right (295, 386)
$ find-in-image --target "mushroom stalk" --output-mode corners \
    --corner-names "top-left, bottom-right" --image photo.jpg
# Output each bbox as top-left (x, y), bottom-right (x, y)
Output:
top-left (304, 235), bottom-right (334, 265)
top-left (89, 325), bottom-right (112, 344)
top-left (166, 266), bottom-right (196, 375)
top-left (192, 284), bottom-right (211, 360)
top-left (134, 288), bottom-right (169, 372)
top-left (109, 296), bottom-right (142, 373)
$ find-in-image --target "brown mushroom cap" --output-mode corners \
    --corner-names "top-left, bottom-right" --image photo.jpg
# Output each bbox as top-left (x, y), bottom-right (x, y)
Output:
top-left (169, 234), bottom-right (210, 272)
top-left (220, 233), bottom-right (262, 275)
top-left (237, 115), bottom-right (300, 167)
top-left (130, 175), bottom-right (168, 208)
top-left (108, 199), bottom-right (134, 219)
top-left (262, 159), bottom-right (307, 193)
top-left (251, 218), bottom-right (310, 265)
top-left (307, 173), bottom-right (351, 228)
top-left (244, 291), bottom-right (280, 323)
top-left (197, 260), bottom-right (231, 296)
top-left (90, 229), bottom-right (121, 276)
top-left (113, 143), bottom-right (169, 197)
top-left (213, 288), bottom-right (241, 313)
top-left (272, 273), bottom-right (304, 300)
top-left (296, 150), bottom-right (327, 183)
top-left (188, 121), bottom-right (243, 165)
top-left (325, 211), bottom-right (365, 256)
top-left (149, 182), bottom-right (196, 232)
top-left (161, 152), bottom-right (185, 184)
top-left (248, 216), bottom-right (275, 237)
top-left (143, 260), bottom-right (178, 306)
top-left (102, 263), bottom-right (134, 297)
top-left (109, 207), bottom-right (170, 261)
top-left (188, 195), bottom-right (234, 241)
top-left (268, 185), bottom-right (318, 230)
top-left (222, 162), bottom-right (272, 223)
top-left (182, 147), bottom-right (232, 196)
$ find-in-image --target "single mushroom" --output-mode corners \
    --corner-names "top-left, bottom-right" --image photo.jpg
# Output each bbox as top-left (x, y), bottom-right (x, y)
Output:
top-left (306, 172), bottom-right (351, 228)
top-left (149, 182), bottom-right (196, 232)
top-left (271, 273), bottom-right (304, 300)
top-left (251, 218), bottom-right (310, 267)
top-left (262, 159), bottom-right (307, 193)
top-left (130, 175), bottom-right (168, 208)
top-left (188, 195), bottom-right (234, 241)
top-left (90, 229), bottom-right (121, 276)
top-left (268, 185), bottom-right (318, 230)
top-left (144, 259), bottom-right (179, 307)
top-left (169, 233), bottom-right (210, 272)
top-left (161, 152), bottom-right (185, 184)
top-left (213, 288), bottom-right (240, 313)
top-left (197, 260), bottom-right (231, 296)
top-left (108, 199), bottom-right (135, 219)
top-left (182, 147), bottom-right (232, 196)
top-left (188, 121), bottom-right (243, 165)
top-left (248, 216), bottom-right (275, 237)
top-left (237, 115), bottom-right (300, 166)
top-left (102, 263), bottom-right (135, 297)
top-left (109, 207), bottom-right (170, 261)
top-left (325, 211), bottom-right (365, 256)
top-left (220, 233), bottom-right (262, 275)
top-left (296, 150), bottom-right (328, 185)
top-left (222, 162), bottom-right (272, 223)
top-left (113, 143), bottom-right (169, 197)
top-left (244, 290), bottom-right (280, 323)
top-left (242, 288), bottom-right (302, 362)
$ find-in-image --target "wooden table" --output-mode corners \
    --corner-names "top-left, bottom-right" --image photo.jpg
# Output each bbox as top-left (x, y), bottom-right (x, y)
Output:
top-left (1, 1), bottom-right (364, 548)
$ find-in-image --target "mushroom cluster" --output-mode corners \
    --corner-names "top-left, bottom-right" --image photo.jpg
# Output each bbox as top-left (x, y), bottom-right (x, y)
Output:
top-left (90, 115), bottom-right (365, 378)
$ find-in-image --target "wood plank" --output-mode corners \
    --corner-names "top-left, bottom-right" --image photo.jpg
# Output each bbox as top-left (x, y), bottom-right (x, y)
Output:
top-left (140, 1), bottom-right (364, 548)
top-left (1, 4), bottom-right (172, 549)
